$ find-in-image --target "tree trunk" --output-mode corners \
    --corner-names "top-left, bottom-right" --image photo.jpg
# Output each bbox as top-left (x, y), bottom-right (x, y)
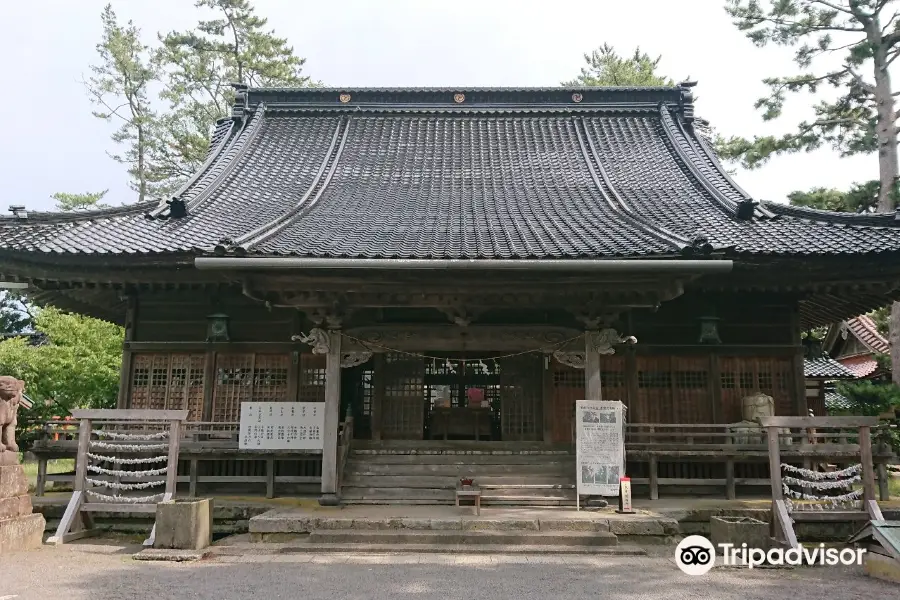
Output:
top-left (865, 15), bottom-right (900, 385)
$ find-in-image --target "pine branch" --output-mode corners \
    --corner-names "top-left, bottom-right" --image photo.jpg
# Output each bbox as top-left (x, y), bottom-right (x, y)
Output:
top-left (809, 0), bottom-right (853, 15)
top-left (847, 66), bottom-right (876, 93)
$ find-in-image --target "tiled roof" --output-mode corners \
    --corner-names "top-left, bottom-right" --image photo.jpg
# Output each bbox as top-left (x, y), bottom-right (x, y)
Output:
top-left (838, 355), bottom-right (881, 378)
top-left (824, 390), bottom-right (853, 412)
top-left (846, 315), bottom-right (890, 354)
top-left (804, 355), bottom-right (857, 379)
top-left (5, 86), bottom-right (900, 259)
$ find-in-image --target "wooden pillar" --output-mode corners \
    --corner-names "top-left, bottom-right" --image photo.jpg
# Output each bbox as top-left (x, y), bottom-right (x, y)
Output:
top-left (372, 353), bottom-right (385, 441)
top-left (585, 332), bottom-right (602, 401)
top-left (788, 304), bottom-right (808, 416)
top-left (708, 354), bottom-right (722, 424)
top-left (542, 354), bottom-right (554, 444)
top-left (319, 329), bottom-right (342, 505)
top-left (116, 295), bottom-right (137, 409)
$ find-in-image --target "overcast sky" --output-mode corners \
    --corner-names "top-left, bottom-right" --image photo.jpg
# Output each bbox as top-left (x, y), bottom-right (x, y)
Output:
top-left (1, 0), bottom-right (880, 212)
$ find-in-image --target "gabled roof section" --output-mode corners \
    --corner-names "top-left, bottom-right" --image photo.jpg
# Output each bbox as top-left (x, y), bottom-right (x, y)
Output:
top-left (5, 84), bottom-right (900, 261)
top-left (804, 355), bottom-right (857, 379)
top-left (846, 315), bottom-right (890, 354)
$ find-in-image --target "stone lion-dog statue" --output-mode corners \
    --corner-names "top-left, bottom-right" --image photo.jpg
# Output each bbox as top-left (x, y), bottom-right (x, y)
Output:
top-left (0, 375), bottom-right (25, 454)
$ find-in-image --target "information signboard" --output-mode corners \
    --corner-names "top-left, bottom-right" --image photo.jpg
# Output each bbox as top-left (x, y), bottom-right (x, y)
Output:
top-left (576, 400), bottom-right (626, 497)
top-left (239, 402), bottom-right (324, 450)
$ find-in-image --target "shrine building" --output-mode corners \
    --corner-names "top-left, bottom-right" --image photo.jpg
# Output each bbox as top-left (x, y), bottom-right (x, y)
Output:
top-left (4, 85), bottom-right (900, 505)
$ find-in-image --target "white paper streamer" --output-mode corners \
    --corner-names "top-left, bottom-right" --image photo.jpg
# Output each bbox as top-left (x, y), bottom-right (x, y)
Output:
top-left (782, 474), bottom-right (860, 490)
top-left (86, 452), bottom-right (168, 465)
top-left (95, 430), bottom-right (169, 441)
top-left (86, 490), bottom-right (165, 504)
top-left (86, 477), bottom-right (165, 490)
top-left (89, 441), bottom-right (169, 452)
top-left (87, 464), bottom-right (168, 478)
top-left (781, 463), bottom-right (862, 480)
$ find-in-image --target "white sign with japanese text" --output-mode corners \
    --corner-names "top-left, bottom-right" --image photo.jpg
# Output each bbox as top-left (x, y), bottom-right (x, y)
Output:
top-left (576, 400), bottom-right (625, 497)
top-left (239, 402), bottom-right (324, 450)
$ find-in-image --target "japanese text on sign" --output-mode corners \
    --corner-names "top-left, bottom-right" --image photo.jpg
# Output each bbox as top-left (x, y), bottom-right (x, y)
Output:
top-left (239, 402), bottom-right (324, 450)
top-left (576, 400), bottom-right (625, 497)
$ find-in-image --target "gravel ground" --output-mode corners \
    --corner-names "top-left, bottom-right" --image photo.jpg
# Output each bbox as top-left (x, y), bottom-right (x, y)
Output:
top-left (0, 540), bottom-right (894, 600)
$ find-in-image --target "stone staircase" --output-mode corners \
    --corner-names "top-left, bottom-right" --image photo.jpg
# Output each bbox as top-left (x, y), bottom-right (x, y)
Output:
top-left (340, 442), bottom-right (577, 506)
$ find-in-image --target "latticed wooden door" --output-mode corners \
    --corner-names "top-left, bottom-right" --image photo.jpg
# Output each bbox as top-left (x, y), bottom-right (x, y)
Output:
top-left (130, 353), bottom-right (205, 420)
top-left (550, 358), bottom-right (584, 443)
top-left (212, 353), bottom-right (292, 422)
top-left (719, 357), bottom-right (794, 421)
top-left (380, 353), bottom-right (425, 439)
top-left (499, 355), bottom-right (543, 441)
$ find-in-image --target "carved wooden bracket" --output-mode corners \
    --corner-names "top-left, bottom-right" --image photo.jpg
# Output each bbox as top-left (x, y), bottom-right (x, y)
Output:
top-left (292, 328), bottom-right (330, 354)
top-left (552, 351), bottom-right (586, 369)
top-left (340, 352), bottom-right (373, 368)
top-left (586, 328), bottom-right (637, 355)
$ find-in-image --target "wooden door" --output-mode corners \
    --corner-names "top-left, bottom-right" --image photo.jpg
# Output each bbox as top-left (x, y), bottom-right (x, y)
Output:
top-left (499, 355), bottom-right (543, 441)
top-left (379, 353), bottom-right (425, 439)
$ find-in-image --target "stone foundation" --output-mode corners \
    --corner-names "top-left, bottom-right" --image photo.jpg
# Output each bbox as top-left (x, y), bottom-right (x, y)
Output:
top-left (0, 464), bottom-right (45, 553)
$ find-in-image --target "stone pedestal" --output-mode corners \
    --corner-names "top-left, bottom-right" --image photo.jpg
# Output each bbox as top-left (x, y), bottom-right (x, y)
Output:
top-left (709, 516), bottom-right (769, 550)
top-left (154, 498), bottom-right (213, 551)
top-left (0, 464), bottom-right (45, 554)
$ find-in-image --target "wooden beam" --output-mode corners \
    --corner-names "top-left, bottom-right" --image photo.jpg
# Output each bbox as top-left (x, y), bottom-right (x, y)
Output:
top-left (319, 329), bottom-right (341, 504)
top-left (758, 416), bottom-right (879, 428)
top-left (71, 409), bottom-right (190, 420)
top-left (372, 353), bottom-right (384, 441)
top-left (116, 295), bottom-right (137, 409)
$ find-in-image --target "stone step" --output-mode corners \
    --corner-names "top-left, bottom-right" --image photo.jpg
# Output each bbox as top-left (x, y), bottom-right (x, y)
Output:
top-left (341, 475), bottom-right (573, 489)
top-left (349, 454), bottom-right (575, 465)
top-left (344, 462), bottom-right (572, 475)
top-left (306, 529), bottom-right (618, 546)
top-left (222, 542), bottom-right (645, 555)
top-left (353, 441), bottom-right (572, 453)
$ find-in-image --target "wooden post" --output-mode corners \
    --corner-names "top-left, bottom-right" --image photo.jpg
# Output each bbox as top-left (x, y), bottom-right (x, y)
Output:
top-left (319, 329), bottom-right (342, 505)
top-left (189, 458), bottom-right (199, 498)
top-left (165, 419), bottom-right (181, 496)
top-left (266, 456), bottom-right (276, 499)
top-left (202, 350), bottom-right (217, 422)
top-left (372, 353), bottom-right (384, 441)
top-left (877, 463), bottom-right (890, 502)
top-left (35, 457), bottom-right (48, 497)
top-left (708, 354), bottom-right (722, 424)
top-left (649, 454), bottom-right (659, 500)
top-left (725, 459), bottom-right (736, 500)
top-left (789, 305), bottom-right (807, 416)
top-left (542, 354), bottom-right (554, 444)
top-left (585, 332), bottom-right (601, 401)
top-left (859, 426), bottom-right (877, 504)
top-left (116, 296), bottom-right (137, 409)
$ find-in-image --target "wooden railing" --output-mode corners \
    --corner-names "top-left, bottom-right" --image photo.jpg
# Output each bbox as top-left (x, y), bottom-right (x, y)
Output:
top-left (336, 415), bottom-right (354, 497)
top-left (623, 422), bottom-right (895, 500)
top-left (28, 419), bottom-right (322, 499)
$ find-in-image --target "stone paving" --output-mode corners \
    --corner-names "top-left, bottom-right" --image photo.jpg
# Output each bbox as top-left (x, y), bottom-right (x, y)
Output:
top-left (1, 539), bottom-right (896, 600)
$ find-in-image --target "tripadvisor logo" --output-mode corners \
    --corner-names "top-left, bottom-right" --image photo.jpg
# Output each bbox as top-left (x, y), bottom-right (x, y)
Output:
top-left (675, 535), bottom-right (866, 575)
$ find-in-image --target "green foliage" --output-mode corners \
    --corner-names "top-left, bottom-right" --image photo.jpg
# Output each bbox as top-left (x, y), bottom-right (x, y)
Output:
top-left (0, 307), bottom-right (123, 445)
top-left (563, 44), bottom-right (675, 87)
top-left (834, 380), bottom-right (900, 454)
top-left (719, 1), bottom-right (900, 209)
top-left (786, 180), bottom-right (880, 212)
top-left (50, 190), bottom-right (110, 212)
top-left (868, 305), bottom-right (890, 336)
top-left (151, 0), bottom-right (318, 194)
top-left (85, 5), bottom-right (158, 202)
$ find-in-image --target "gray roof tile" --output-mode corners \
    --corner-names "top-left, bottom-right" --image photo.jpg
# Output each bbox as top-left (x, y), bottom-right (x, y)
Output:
top-left (4, 86), bottom-right (900, 259)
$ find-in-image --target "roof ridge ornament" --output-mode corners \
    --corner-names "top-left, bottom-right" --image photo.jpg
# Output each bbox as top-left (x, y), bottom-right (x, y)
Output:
top-left (677, 79), bottom-right (696, 123)
top-left (230, 82), bottom-right (250, 120)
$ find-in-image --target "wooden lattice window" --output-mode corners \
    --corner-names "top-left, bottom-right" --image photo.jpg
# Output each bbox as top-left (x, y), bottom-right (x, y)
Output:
top-left (129, 353), bottom-right (206, 421)
top-left (211, 353), bottom-right (293, 422)
top-left (550, 358), bottom-right (585, 443)
top-left (499, 355), bottom-right (542, 441)
top-left (719, 357), bottom-right (796, 421)
top-left (298, 353), bottom-right (326, 403)
top-left (381, 353), bottom-right (425, 439)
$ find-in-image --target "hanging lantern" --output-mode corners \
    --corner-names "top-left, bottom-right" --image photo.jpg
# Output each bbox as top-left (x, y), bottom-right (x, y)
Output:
top-left (698, 315), bottom-right (721, 344)
top-left (206, 313), bottom-right (230, 342)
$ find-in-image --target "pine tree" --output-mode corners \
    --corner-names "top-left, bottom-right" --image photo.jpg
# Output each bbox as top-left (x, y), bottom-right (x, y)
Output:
top-left (563, 44), bottom-right (675, 86)
top-left (85, 4), bottom-right (158, 203)
top-left (152, 0), bottom-right (317, 194)
top-left (50, 190), bottom-right (110, 211)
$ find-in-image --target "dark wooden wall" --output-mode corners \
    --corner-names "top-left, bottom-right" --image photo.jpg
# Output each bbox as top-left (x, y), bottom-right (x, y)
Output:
top-left (120, 289), bottom-right (805, 434)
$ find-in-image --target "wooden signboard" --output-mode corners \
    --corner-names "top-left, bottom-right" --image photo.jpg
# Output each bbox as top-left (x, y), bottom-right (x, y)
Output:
top-left (576, 400), bottom-right (625, 506)
top-left (239, 402), bottom-right (325, 450)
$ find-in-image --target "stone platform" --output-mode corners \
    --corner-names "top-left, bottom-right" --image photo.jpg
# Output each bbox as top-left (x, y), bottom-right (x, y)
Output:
top-left (1, 464), bottom-right (45, 554)
top-left (248, 504), bottom-right (679, 551)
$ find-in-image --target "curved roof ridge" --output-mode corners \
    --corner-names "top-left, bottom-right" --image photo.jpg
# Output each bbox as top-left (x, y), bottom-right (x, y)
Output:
top-left (250, 85), bottom-right (685, 93)
top-left (657, 105), bottom-right (740, 220)
top-left (147, 117), bottom-right (238, 219)
top-left (575, 116), bottom-right (694, 253)
top-left (764, 201), bottom-right (900, 227)
top-left (688, 124), bottom-right (775, 219)
top-left (239, 115), bottom-right (352, 252)
top-left (0, 200), bottom-right (157, 224)
top-left (175, 104), bottom-right (268, 219)
top-left (231, 117), bottom-right (347, 249)
top-left (847, 314), bottom-right (890, 354)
